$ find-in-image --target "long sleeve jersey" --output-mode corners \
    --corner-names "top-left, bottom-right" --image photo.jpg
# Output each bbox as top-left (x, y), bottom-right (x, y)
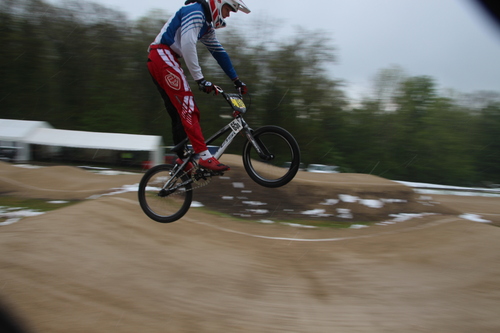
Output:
top-left (150, 2), bottom-right (238, 82)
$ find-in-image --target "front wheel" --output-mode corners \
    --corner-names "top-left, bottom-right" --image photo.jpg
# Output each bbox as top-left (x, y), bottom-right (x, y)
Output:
top-left (138, 164), bottom-right (193, 223)
top-left (242, 126), bottom-right (300, 188)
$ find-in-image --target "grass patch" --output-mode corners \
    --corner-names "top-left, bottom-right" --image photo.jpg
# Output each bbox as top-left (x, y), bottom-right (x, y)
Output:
top-left (0, 196), bottom-right (78, 213)
top-left (192, 206), bottom-right (246, 220)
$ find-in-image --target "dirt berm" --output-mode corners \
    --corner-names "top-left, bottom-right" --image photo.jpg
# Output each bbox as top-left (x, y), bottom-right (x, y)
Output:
top-left (1, 155), bottom-right (457, 223)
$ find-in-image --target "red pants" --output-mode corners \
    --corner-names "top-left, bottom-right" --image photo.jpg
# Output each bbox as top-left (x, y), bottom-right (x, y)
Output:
top-left (147, 45), bottom-right (207, 154)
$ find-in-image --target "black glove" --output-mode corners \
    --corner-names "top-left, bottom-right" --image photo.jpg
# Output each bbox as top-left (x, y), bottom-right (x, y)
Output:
top-left (233, 78), bottom-right (248, 95)
top-left (197, 78), bottom-right (216, 94)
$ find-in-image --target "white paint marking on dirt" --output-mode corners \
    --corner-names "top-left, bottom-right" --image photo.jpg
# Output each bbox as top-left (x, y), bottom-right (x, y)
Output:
top-left (183, 216), bottom-right (460, 242)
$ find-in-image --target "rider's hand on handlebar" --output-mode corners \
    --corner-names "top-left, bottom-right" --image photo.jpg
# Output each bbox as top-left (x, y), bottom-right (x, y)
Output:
top-left (197, 78), bottom-right (218, 94)
top-left (233, 78), bottom-right (248, 95)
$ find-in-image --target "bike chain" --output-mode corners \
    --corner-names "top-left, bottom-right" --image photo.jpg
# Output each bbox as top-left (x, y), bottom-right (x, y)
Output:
top-left (172, 167), bottom-right (212, 192)
top-left (190, 168), bottom-right (212, 190)
top-left (169, 164), bottom-right (228, 194)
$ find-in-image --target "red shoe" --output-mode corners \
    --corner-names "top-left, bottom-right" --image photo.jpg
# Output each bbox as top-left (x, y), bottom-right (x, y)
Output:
top-left (175, 158), bottom-right (194, 174)
top-left (199, 157), bottom-right (230, 172)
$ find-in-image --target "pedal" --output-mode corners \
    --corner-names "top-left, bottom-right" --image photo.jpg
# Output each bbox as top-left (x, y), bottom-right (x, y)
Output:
top-left (206, 170), bottom-right (225, 177)
top-left (194, 169), bottom-right (210, 181)
top-left (194, 169), bottom-right (224, 181)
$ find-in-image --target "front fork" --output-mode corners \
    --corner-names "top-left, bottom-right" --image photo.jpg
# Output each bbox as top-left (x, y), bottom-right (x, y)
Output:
top-left (242, 124), bottom-right (274, 161)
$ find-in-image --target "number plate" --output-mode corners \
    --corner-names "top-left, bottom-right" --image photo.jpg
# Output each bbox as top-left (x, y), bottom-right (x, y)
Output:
top-left (228, 95), bottom-right (247, 113)
top-left (229, 118), bottom-right (243, 133)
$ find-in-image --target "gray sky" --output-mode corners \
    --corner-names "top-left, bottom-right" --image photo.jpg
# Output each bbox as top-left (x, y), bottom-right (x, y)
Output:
top-left (50, 0), bottom-right (500, 99)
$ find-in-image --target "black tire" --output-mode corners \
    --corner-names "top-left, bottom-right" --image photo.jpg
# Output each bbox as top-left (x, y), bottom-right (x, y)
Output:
top-left (138, 164), bottom-right (193, 223)
top-left (242, 125), bottom-right (300, 188)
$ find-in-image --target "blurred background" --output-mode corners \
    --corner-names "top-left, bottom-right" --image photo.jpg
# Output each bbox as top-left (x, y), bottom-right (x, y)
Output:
top-left (1, 0), bottom-right (499, 187)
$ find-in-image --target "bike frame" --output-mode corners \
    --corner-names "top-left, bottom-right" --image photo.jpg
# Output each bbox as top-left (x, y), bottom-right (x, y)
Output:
top-left (207, 115), bottom-right (271, 161)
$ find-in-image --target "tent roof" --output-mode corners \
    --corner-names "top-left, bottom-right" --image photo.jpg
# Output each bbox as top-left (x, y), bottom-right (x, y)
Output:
top-left (0, 119), bottom-right (52, 141)
top-left (25, 128), bottom-right (163, 151)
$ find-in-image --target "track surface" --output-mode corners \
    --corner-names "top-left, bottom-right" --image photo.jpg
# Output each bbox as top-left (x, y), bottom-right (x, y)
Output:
top-left (1, 158), bottom-right (499, 333)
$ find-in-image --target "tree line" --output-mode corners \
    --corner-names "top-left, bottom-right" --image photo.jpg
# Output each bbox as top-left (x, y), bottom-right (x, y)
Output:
top-left (1, 0), bottom-right (499, 186)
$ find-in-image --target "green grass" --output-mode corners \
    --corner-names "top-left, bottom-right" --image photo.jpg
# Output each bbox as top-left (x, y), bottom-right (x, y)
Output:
top-left (0, 196), bottom-right (78, 213)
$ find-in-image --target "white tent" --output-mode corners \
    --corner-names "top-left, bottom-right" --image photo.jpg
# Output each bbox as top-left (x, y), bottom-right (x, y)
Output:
top-left (0, 119), bottom-right (164, 165)
top-left (26, 128), bottom-right (164, 165)
top-left (0, 119), bottom-right (52, 162)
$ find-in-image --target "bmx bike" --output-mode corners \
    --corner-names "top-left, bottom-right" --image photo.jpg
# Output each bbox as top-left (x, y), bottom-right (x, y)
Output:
top-left (138, 86), bottom-right (301, 223)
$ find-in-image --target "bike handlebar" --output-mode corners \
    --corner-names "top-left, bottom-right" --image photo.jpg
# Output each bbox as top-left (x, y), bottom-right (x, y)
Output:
top-left (213, 85), bottom-right (246, 97)
top-left (213, 85), bottom-right (248, 115)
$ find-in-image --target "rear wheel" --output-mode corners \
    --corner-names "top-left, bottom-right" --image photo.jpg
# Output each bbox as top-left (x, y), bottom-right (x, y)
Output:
top-left (138, 164), bottom-right (193, 223)
top-left (242, 126), bottom-right (300, 188)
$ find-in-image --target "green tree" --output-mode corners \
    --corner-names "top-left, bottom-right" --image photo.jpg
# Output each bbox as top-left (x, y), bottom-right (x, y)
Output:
top-left (475, 102), bottom-right (500, 183)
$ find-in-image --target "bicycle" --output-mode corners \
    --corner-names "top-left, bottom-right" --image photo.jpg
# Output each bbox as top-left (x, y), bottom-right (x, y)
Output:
top-left (138, 86), bottom-right (301, 223)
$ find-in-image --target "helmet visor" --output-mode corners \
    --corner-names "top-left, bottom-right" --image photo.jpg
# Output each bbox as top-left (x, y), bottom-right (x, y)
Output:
top-left (230, 0), bottom-right (251, 14)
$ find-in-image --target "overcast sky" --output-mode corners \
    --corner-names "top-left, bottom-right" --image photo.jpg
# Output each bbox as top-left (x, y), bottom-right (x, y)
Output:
top-left (49, 0), bottom-right (500, 99)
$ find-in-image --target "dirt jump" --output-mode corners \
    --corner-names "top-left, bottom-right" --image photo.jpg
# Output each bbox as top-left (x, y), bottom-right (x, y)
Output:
top-left (1, 156), bottom-right (499, 333)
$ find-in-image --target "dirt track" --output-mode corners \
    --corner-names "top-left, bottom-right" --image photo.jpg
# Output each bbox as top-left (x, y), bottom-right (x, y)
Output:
top-left (1, 158), bottom-right (500, 332)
